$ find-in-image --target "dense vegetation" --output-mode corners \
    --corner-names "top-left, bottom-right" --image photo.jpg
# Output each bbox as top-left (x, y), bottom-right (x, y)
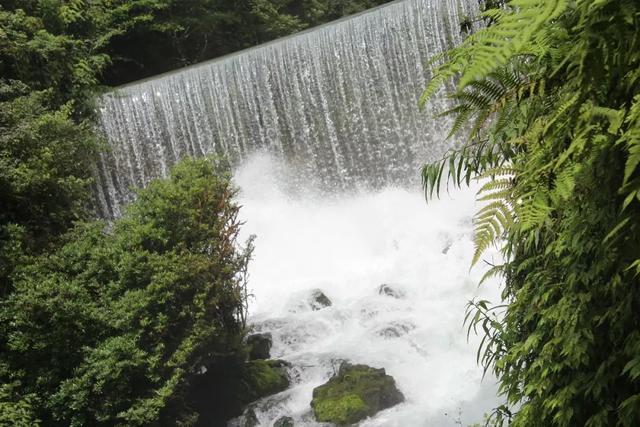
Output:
top-left (1, 158), bottom-right (253, 426)
top-left (101, 0), bottom-right (393, 85)
top-left (0, 0), bottom-right (391, 89)
top-left (422, 0), bottom-right (640, 425)
top-left (0, 0), bottom-right (390, 424)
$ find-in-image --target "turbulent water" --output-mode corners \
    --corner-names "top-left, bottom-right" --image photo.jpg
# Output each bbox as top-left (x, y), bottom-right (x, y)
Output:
top-left (234, 155), bottom-right (502, 426)
top-left (95, 0), bottom-right (503, 424)
top-left (94, 0), bottom-right (478, 218)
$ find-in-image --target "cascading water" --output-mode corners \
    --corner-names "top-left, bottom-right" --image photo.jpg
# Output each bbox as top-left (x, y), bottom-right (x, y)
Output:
top-left (234, 155), bottom-right (501, 426)
top-left (94, 0), bottom-right (477, 218)
top-left (95, 0), bottom-right (503, 425)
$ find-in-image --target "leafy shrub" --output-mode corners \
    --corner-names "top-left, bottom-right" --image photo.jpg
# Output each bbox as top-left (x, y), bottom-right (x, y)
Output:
top-left (0, 158), bottom-right (253, 426)
top-left (0, 90), bottom-right (97, 295)
top-left (421, 0), bottom-right (640, 425)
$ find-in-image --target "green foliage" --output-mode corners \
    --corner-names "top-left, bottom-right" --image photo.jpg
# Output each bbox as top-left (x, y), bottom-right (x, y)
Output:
top-left (0, 1), bottom-right (158, 107)
top-left (421, 0), bottom-right (640, 425)
top-left (0, 89), bottom-right (97, 294)
top-left (0, 382), bottom-right (40, 426)
top-left (0, 158), bottom-right (253, 426)
top-left (0, 0), bottom-right (160, 292)
top-left (97, 0), bottom-right (393, 85)
top-left (1, 0), bottom-right (393, 88)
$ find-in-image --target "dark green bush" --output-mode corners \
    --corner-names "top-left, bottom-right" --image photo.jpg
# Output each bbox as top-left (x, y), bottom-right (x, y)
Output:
top-left (0, 158), bottom-right (253, 426)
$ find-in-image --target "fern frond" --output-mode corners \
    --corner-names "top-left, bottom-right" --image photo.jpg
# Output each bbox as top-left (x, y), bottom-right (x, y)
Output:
top-left (472, 182), bottom-right (514, 264)
top-left (468, 108), bottom-right (494, 140)
top-left (475, 200), bottom-right (513, 218)
top-left (439, 106), bottom-right (473, 139)
top-left (472, 226), bottom-right (497, 265)
top-left (544, 92), bottom-right (580, 135)
top-left (517, 192), bottom-right (552, 231)
top-left (621, 96), bottom-right (640, 186)
top-left (480, 166), bottom-right (517, 178)
top-left (479, 178), bottom-right (513, 193)
top-left (471, 79), bottom-right (508, 103)
top-left (478, 189), bottom-right (513, 202)
top-left (459, 0), bottom-right (569, 88)
top-left (551, 165), bottom-right (575, 202)
top-left (479, 264), bottom-right (507, 285)
top-left (419, 62), bottom-right (465, 109)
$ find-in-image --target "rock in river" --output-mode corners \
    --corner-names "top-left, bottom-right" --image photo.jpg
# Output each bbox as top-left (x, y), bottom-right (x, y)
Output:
top-left (247, 332), bottom-right (273, 360)
top-left (244, 359), bottom-right (290, 401)
top-left (310, 362), bottom-right (404, 425)
top-left (378, 284), bottom-right (404, 299)
top-left (309, 289), bottom-right (332, 310)
top-left (273, 415), bottom-right (294, 427)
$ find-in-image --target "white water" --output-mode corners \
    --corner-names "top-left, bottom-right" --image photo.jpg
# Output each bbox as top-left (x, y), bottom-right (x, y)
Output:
top-left (234, 154), bottom-right (502, 426)
top-left (93, 0), bottom-right (502, 422)
top-left (93, 0), bottom-right (480, 218)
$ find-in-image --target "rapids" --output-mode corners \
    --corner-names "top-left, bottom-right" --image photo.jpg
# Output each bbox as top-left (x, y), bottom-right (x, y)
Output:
top-left (234, 154), bottom-right (502, 426)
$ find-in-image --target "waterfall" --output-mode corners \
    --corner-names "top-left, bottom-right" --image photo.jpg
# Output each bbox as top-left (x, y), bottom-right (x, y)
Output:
top-left (95, 1), bottom-right (503, 424)
top-left (94, 0), bottom-right (478, 218)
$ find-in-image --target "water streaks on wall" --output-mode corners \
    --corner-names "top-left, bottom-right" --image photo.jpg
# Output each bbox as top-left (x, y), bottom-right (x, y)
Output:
top-left (95, 0), bottom-right (477, 217)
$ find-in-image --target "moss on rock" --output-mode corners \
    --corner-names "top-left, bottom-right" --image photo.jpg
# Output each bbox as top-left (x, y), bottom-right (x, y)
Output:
top-left (310, 362), bottom-right (404, 425)
top-left (188, 357), bottom-right (290, 426)
top-left (244, 359), bottom-right (290, 401)
top-left (312, 393), bottom-right (368, 424)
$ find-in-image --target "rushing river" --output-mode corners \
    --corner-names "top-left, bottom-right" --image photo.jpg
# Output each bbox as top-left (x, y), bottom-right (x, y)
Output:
top-left (233, 154), bottom-right (501, 426)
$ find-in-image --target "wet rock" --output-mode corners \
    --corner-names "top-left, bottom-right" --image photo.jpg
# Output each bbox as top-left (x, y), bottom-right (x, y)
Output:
top-left (243, 407), bottom-right (259, 427)
top-left (244, 359), bottom-right (290, 401)
top-left (249, 391), bottom-right (292, 418)
top-left (375, 321), bottom-right (415, 338)
top-left (310, 362), bottom-right (404, 425)
top-left (226, 406), bottom-right (260, 427)
top-left (378, 284), bottom-right (404, 299)
top-left (309, 289), bottom-right (332, 310)
top-left (273, 415), bottom-right (295, 427)
top-left (247, 332), bottom-right (273, 360)
top-left (188, 355), bottom-right (291, 426)
top-left (266, 359), bottom-right (292, 369)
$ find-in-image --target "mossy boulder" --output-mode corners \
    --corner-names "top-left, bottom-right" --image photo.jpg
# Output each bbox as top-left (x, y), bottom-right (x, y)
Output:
top-left (189, 357), bottom-right (290, 426)
top-left (244, 359), bottom-right (290, 401)
top-left (310, 362), bottom-right (404, 425)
